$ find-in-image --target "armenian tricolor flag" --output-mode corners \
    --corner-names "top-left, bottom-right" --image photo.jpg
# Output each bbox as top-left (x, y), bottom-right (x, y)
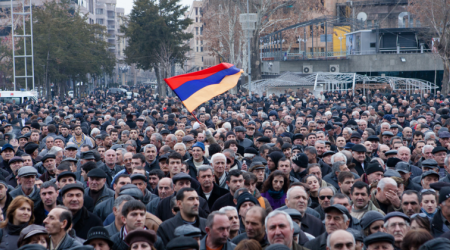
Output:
top-left (164, 63), bottom-right (243, 113)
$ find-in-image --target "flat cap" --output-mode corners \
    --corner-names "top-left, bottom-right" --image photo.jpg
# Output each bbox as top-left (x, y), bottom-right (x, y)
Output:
top-left (360, 211), bottom-right (384, 230)
top-left (65, 144), bottom-right (78, 150)
top-left (60, 183), bottom-right (85, 196)
top-left (394, 161), bottom-right (411, 173)
top-left (130, 174), bottom-right (147, 182)
top-left (364, 232), bottom-right (395, 247)
top-left (182, 135), bottom-right (195, 143)
top-left (87, 168), bottom-right (107, 178)
top-left (384, 211), bottom-right (410, 223)
top-left (166, 236), bottom-right (199, 250)
top-left (421, 159), bottom-right (439, 169)
top-left (124, 229), bottom-right (157, 247)
top-left (234, 126), bottom-right (246, 132)
top-left (382, 131), bottom-right (394, 136)
top-left (173, 172), bottom-right (191, 183)
top-left (385, 150), bottom-right (398, 156)
top-left (174, 224), bottom-right (202, 238)
top-left (256, 136), bottom-right (271, 143)
top-left (57, 171), bottom-right (77, 182)
top-left (24, 143), bottom-right (39, 154)
top-left (17, 166), bottom-right (38, 177)
top-left (432, 146), bottom-right (447, 154)
top-left (351, 144), bottom-right (367, 152)
top-left (41, 154), bottom-right (56, 163)
top-left (80, 151), bottom-right (95, 160)
top-left (9, 156), bottom-right (23, 164)
top-left (366, 135), bottom-right (380, 142)
top-left (248, 162), bottom-right (265, 172)
top-left (421, 170), bottom-right (439, 180)
top-left (61, 157), bottom-right (78, 163)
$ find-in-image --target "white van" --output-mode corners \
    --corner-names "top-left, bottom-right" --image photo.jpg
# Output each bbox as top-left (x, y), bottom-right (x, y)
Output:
top-left (0, 91), bottom-right (38, 104)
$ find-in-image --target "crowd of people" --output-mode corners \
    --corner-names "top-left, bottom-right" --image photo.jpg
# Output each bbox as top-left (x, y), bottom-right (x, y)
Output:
top-left (1, 87), bottom-right (450, 250)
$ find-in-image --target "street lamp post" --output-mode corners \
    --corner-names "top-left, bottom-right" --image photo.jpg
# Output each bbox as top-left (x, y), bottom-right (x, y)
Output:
top-left (239, 5), bottom-right (257, 96)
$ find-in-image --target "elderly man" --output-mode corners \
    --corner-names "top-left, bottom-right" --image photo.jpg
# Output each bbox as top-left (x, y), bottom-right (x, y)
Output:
top-left (383, 212), bottom-right (410, 249)
top-left (368, 178), bottom-right (401, 215)
top-left (314, 187), bottom-right (335, 220)
top-left (86, 168), bottom-right (115, 207)
top-left (10, 166), bottom-right (41, 203)
top-left (266, 210), bottom-right (309, 250)
top-left (212, 153), bottom-right (229, 189)
top-left (394, 162), bottom-right (421, 192)
top-left (304, 204), bottom-right (351, 250)
top-left (351, 145), bottom-right (369, 176)
top-left (364, 232), bottom-right (395, 250)
top-left (61, 183), bottom-right (103, 239)
top-left (396, 146), bottom-right (423, 179)
top-left (326, 230), bottom-right (356, 250)
top-left (285, 186), bottom-right (325, 237)
top-left (143, 144), bottom-right (159, 172)
top-left (101, 149), bottom-right (124, 187)
top-left (43, 206), bottom-right (82, 250)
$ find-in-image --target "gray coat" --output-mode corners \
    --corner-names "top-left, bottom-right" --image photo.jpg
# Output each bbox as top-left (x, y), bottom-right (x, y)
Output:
top-left (54, 233), bottom-right (83, 250)
top-left (9, 185), bottom-right (41, 204)
top-left (93, 197), bottom-right (114, 221)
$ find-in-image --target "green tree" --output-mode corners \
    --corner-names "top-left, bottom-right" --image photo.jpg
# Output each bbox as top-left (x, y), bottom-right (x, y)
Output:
top-left (14, 0), bottom-right (115, 99)
top-left (121, 0), bottom-right (192, 97)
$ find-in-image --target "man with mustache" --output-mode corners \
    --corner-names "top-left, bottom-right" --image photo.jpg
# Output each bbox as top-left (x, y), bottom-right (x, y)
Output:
top-left (383, 212), bottom-right (410, 249)
top-left (157, 187), bottom-right (207, 245)
top-left (266, 210), bottom-right (308, 250)
top-left (61, 183), bottom-right (103, 239)
top-left (304, 204), bottom-right (351, 250)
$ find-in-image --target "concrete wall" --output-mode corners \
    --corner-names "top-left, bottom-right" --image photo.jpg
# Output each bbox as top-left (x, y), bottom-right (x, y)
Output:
top-left (275, 53), bottom-right (443, 74)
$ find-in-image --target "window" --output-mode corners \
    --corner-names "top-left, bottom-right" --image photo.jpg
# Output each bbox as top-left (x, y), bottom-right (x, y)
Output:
top-left (97, 19), bottom-right (103, 24)
top-left (202, 56), bottom-right (204, 62)
top-left (197, 47), bottom-right (198, 52)
top-left (200, 27), bottom-right (203, 35)
top-left (195, 27), bottom-right (198, 35)
top-left (195, 7), bottom-right (198, 15)
top-left (196, 17), bottom-right (198, 22)
top-left (370, 43), bottom-right (376, 48)
top-left (201, 47), bottom-right (203, 52)
top-left (96, 8), bottom-right (103, 14)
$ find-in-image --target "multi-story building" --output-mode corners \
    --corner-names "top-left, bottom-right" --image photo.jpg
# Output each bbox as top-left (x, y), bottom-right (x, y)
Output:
top-left (184, 0), bottom-right (217, 72)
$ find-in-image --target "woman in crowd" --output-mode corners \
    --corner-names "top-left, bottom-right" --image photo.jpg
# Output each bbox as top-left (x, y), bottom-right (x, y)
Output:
top-left (260, 170), bottom-right (289, 210)
top-left (303, 174), bottom-right (321, 209)
top-left (17, 225), bottom-right (49, 249)
top-left (124, 229), bottom-right (157, 250)
top-left (0, 196), bottom-right (35, 250)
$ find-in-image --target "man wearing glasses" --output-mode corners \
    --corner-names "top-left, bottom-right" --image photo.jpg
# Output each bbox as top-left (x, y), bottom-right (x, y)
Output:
top-left (383, 212), bottom-right (411, 249)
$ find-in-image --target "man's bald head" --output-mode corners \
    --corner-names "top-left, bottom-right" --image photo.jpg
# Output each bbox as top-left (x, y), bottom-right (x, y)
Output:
top-left (327, 230), bottom-right (355, 250)
top-left (158, 177), bottom-right (174, 199)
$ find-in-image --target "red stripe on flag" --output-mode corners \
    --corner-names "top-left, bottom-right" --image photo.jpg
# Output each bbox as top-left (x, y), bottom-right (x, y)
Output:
top-left (165, 63), bottom-right (234, 90)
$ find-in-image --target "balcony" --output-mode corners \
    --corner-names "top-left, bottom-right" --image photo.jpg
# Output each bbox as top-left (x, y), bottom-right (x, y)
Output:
top-left (106, 5), bottom-right (115, 11)
top-left (107, 25), bottom-right (115, 29)
top-left (107, 15), bottom-right (115, 19)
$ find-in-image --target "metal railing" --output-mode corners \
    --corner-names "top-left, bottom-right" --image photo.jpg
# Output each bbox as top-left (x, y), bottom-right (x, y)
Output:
top-left (262, 51), bottom-right (348, 61)
top-left (107, 15), bottom-right (115, 19)
top-left (107, 25), bottom-right (115, 29)
top-left (349, 48), bottom-right (432, 55)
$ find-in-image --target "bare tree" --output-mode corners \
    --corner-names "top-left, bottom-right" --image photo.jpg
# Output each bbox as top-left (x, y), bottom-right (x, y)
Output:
top-left (409, 0), bottom-right (450, 93)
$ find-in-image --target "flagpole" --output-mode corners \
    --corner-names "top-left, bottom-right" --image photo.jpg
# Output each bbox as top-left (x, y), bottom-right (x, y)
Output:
top-left (190, 111), bottom-right (201, 124)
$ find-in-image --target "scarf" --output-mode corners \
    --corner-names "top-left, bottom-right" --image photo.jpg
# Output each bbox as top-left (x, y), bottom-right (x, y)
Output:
top-left (7, 222), bottom-right (28, 235)
top-left (268, 188), bottom-right (285, 200)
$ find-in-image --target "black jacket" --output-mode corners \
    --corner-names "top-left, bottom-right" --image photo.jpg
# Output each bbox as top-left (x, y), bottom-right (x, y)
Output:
top-left (72, 207), bottom-right (103, 239)
top-left (185, 156), bottom-right (210, 179)
top-left (231, 233), bottom-right (269, 247)
top-left (100, 164), bottom-right (124, 187)
top-left (34, 199), bottom-right (62, 225)
top-left (155, 192), bottom-right (210, 221)
top-left (314, 205), bottom-right (325, 220)
top-left (54, 234), bottom-right (82, 250)
top-left (157, 212), bottom-right (207, 246)
top-left (352, 158), bottom-right (369, 176)
top-left (85, 186), bottom-right (115, 207)
top-left (197, 183), bottom-right (229, 209)
top-left (431, 208), bottom-right (447, 237)
top-left (304, 232), bottom-right (328, 250)
top-left (211, 192), bottom-right (235, 212)
top-left (301, 212), bottom-right (325, 237)
top-left (144, 160), bottom-right (160, 172)
top-left (404, 178), bottom-right (422, 192)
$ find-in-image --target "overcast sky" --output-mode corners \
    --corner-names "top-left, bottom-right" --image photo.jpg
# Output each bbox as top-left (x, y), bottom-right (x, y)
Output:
top-left (116, 0), bottom-right (193, 15)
